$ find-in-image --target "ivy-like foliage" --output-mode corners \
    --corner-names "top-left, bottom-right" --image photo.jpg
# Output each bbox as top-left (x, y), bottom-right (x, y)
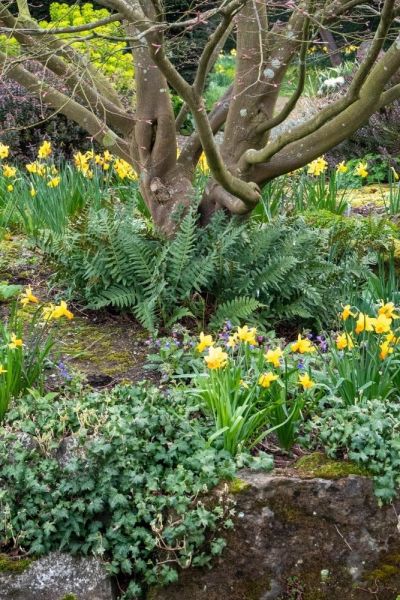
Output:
top-left (39, 206), bottom-right (366, 332)
top-left (305, 399), bottom-right (400, 501)
top-left (0, 385), bottom-right (236, 598)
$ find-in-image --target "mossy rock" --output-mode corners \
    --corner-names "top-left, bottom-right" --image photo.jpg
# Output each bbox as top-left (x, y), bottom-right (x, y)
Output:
top-left (0, 554), bottom-right (33, 574)
top-left (294, 452), bottom-right (371, 479)
top-left (228, 478), bottom-right (251, 494)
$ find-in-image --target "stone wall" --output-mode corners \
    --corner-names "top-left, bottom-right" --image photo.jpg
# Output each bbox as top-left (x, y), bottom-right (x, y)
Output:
top-left (148, 469), bottom-right (400, 600)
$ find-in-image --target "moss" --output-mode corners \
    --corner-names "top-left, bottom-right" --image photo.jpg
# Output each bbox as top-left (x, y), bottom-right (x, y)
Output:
top-left (0, 554), bottom-right (33, 573)
top-left (295, 452), bottom-right (371, 479)
top-left (366, 552), bottom-right (400, 582)
top-left (60, 594), bottom-right (78, 600)
top-left (228, 478), bottom-right (251, 494)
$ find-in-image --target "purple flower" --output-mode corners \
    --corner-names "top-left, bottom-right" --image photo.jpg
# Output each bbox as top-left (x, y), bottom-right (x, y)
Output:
top-left (57, 361), bottom-right (71, 381)
top-left (297, 360), bottom-right (305, 370)
top-left (257, 335), bottom-right (264, 344)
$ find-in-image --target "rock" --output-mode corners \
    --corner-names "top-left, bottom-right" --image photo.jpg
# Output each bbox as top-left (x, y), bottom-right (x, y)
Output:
top-left (0, 552), bottom-right (115, 600)
top-left (148, 470), bottom-right (400, 600)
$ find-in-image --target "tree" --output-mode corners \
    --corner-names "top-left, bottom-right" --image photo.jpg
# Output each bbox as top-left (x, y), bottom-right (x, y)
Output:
top-left (1, 0), bottom-right (400, 235)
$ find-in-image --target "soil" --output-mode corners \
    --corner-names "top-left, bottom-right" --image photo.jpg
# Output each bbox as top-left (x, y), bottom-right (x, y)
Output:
top-left (0, 234), bottom-right (152, 388)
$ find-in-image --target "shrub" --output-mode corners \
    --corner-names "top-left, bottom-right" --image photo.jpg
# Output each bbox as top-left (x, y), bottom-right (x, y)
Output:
top-left (0, 384), bottom-right (236, 598)
top-left (0, 79), bottom-right (95, 163)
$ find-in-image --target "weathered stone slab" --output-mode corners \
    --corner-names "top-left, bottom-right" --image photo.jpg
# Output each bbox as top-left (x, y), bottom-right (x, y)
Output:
top-left (148, 470), bottom-right (400, 600)
top-left (0, 552), bottom-right (115, 600)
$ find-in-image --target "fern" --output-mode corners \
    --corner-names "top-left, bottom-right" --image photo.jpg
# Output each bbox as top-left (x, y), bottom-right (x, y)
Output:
top-left (36, 199), bottom-right (370, 331)
top-left (210, 297), bottom-right (263, 329)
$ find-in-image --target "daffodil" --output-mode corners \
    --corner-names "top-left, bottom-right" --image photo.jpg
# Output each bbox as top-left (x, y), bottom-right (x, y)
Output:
top-left (336, 332), bottom-right (354, 350)
top-left (0, 143), bottom-right (9, 159)
top-left (198, 152), bottom-right (210, 174)
top-left (354, 313), bottom-right (376, 334)
top-left (7, 184), bottom-right (13, 192)
top-left (354, 161), bottom-right (368, 178)
top-left (341, 304), bottom-right (355, 321)
top-left (20, 285), bottom-right (39, 306)
top-left (0, 364), bottom-right (7, 375)
top-left (227, 333), bottom-right (238, 349)
top-left (307, 156), bottom-right (328, 177)
top-left (26, 161), bottom-right (46, 176)
top-left (258, 372), bottom-right (279, 388)
top-left (47, 176), bottom-right (61, 188)
top-left (197, 332), bottom-right (214, 352)
top-left (38, 140), bottom-right (52, 159)
top-left (52, 301), bottom-right (74, 320)
top-left (205, 346), bottom-right (228, 369)
top-left (374, 313), bottom-right (392, 334)
top-left (237, 325), bottom-right (257, 345)
top-left (336, 161), bottom-right (348, 174)
top-left (43, 301), bottom-right (74, 320)
top-left (385, 331), bottom-right (399, 344)
top-left (291, 334), bottom-right (315, 354)
top-left (378, 302), bottom-right (399, 320)
top-left (8, 333), bottom-right (23, 349)
top-left (298, 372), bottom-right (314, 389)
top-left (379, 341), bottom-right (393, 360)
top-left (114, 158), bottom-right (137, 180)
top-left (3, 164), bottom-right (16, 178)
top-left (265, 347), bottom-right (283, 368)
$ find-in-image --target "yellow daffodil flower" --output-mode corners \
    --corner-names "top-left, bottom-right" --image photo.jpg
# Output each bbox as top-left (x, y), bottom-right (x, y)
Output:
top-left (198, 152), bottom-right (210, 174)
top-left (374, 313), bottom-right (392, 334)
top-left (47, 176), bottom-right (61, 188)
top-left (237, 325), bottom-right (257, 345)
top-left (378, 302), bottom-right (399, 320)
top-left (8, 333), bottom-right (23, 349)
top-left (114, 158), bottom-right (137, 180)
top-left (196, 332), bottom-right (214, 352)
top-left (354, 161), bottom-right (368, 178)
top-left (291, 334), bottom-right (315, 354)
top-left (20, 285), bottom-right (39, 306)
top-left (0, 143), bottom-right (9, 159)
top-left (298, 373), bottom-right (314, 389)
top-left (336, 332), bottom-right (354, 350)
top-left (265, 347), bottom-right (283, 368)
top-left (307, 156), bottom-right (328, 177)
top-left (52, 301), bottom-right (74, 320)
top-left (336, 161), bottom-right (348, 174)
top-left (258, 372), bottom-right (279, 388)
top-left (204, 346), bottom-right (228, 369)
top-left (341, 304), bottom-right (355, 321)
top-left (43, 301), bottom-right (74, 320)
top-left (354, 313), bottom-right (376, 334)
top-left (38, 140), bottom-right (52, 159)
top-left (227, 333), bottom-right (238, 349)
top-left (30, 186), bottom-right (37, 198)
top-left (385, 331), bottom-right (399, 344)
top-left (3, 164), bottom-right (16, 178)
top-left (7, 184), bottom-right (13, 192)
top-left (379, 341), bottom-right (393, 360)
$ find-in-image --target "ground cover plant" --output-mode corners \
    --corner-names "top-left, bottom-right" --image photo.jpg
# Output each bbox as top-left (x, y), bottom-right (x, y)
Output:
top-left (1, 1), bottom-right (400, 597)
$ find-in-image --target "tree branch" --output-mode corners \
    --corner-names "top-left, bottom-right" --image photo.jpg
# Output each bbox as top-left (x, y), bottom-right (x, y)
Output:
top-left (242, 0), bottom-right (396, 167)
top-left (0, 51), bottom-right (131, 160)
